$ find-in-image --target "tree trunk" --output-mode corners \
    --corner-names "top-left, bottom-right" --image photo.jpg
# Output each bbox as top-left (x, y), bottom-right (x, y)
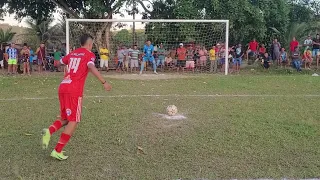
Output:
top-left (95, 23), bottom-right (109, 50)
top-left (104, 14), bottom-right (113, 52)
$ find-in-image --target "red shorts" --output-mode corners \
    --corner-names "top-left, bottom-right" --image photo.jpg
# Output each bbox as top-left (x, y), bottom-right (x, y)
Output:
top-left (54, 60), bottom-right (60, 67)
top-left (59, 93), bottom-right (83, 122)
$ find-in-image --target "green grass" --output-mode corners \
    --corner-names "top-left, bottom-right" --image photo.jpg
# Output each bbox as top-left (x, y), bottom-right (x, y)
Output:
top-left (1, 73), bottom-right (320, 179)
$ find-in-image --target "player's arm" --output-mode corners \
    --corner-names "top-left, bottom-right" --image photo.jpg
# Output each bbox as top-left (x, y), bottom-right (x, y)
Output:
top-left (88, 63), bottom-right (112, 91)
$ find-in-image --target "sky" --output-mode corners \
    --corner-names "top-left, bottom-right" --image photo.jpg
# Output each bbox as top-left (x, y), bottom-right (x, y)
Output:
top-left (0, 6), bottom-right (145, 29)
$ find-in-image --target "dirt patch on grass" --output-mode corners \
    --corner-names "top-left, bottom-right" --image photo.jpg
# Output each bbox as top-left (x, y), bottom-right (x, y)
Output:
top-left (103, 73), bottom-right (195, 80)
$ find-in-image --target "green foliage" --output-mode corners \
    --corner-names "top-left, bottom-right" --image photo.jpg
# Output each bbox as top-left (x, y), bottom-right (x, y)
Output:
top-left (0, 28), bottom-right (15, 45)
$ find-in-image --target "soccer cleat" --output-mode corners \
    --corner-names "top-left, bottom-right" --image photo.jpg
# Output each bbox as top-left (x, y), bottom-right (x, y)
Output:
top-left (50, 150), bottom-right (68, 160)
top-left (42, 128), bottom-right (51, 149)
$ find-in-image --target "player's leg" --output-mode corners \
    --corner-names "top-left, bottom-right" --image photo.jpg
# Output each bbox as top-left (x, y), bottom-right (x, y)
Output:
top-left (51, 96), bottom-right (83, 160)
top-left (42, 93), bottom-right (68, 149)
top-left (151, 57), bottom-right (157, 74)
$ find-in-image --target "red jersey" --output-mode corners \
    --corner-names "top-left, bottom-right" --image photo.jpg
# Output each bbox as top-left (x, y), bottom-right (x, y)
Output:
top-left (59, 48), bottom-right (95, 96)
top-left (290, 40), bottom-right (299, 52)
top-left (249, 41), bottom-right (258, 51)
top-left (177, 47), bottom-right (187, 60)
top-left (259, 47), bottom-right (266, 54)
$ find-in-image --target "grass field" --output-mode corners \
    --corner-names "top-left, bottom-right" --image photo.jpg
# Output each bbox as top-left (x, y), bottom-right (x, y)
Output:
top-left (1, 72), bottom-right (320, 179)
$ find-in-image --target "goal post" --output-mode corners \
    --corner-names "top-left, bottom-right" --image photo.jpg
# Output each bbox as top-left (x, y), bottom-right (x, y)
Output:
top-left (66, 19), bottom-right (230, 75)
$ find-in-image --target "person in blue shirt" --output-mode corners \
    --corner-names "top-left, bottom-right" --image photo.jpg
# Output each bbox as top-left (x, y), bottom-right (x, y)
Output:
top-left (6, 43), bottom-right (18, 75)
top-left (140, 40), bottom-right (157, 75)
top-left (29, 46), bottom-right (34, 72)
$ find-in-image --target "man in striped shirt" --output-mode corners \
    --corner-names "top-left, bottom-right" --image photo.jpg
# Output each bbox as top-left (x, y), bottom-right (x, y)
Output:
top-left (130, 44), bottom-right (140, 73)
top-left (6, 43), bottom-right (18, 75)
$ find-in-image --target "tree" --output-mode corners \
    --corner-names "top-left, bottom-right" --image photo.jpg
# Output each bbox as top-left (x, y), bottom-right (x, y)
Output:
top-left (0, 28), bottom-right (16, 46)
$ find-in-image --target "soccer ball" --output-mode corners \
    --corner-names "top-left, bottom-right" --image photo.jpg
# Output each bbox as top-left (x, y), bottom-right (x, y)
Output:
top-left (166, 105), bottom-right (178, 116)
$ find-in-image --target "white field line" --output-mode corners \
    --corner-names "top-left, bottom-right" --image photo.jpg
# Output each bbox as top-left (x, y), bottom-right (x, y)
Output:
top-left (1, 94), bottom-right (320, 101)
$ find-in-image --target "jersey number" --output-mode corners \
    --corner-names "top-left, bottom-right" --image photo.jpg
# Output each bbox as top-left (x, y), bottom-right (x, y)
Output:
top-left (68, 58), bottom-right (81, 73)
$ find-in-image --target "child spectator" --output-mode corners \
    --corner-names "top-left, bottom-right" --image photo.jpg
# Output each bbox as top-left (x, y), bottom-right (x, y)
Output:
top-left (176, 43), bottom-right (186, 73)
top-left (233, 44), bottom-right (244, 73)
top-left (280, 48), bottom-right (288, 68)
top-left (130, 44), bottom-right (140, 73)
top-left (99, 46), bottom-right (109, 72)
top-left (209, 45), bottom-right (217, 73)
top-left (29, 46), bottom-right (34, 72)
top-left (186, 45), bottom-right (195, 72)
top-left (36, 43), bottom-right (46, 74)
top-left (292, 47), bottom-right (302, 72)
top-left (165, 54), bottom-right (173, 68)
top-left (116, 46), bottom-right (125, 72)
top-left (303, 47), bottom-right (312, 69)
top-left (261, 52), bottom-right (272, 69)
top-left (53, 48), bottom-right (62, 72)
top-left (156, 43), bottom-right (166, 68)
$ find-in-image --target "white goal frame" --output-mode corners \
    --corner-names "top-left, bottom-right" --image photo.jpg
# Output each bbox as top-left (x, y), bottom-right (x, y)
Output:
top-left (66, 19), bottom-right (230, 75)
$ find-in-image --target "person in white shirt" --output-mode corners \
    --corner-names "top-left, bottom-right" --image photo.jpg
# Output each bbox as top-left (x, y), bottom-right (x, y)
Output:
top-left (304, 35), bottom-right (313, 48)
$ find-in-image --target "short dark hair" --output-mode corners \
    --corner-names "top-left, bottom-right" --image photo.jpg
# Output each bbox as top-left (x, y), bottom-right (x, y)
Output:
top-left (23, 43), bottom-right (28, 46)
top-left (80, 34), bottom-right (93, 46)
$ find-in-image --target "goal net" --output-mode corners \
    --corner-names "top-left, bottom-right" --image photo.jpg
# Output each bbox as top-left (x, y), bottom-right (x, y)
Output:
top-left (66, 19), bottom-right (229, 74)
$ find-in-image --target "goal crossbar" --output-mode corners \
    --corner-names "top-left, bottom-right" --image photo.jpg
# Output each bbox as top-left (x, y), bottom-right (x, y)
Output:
top-left (66, 19), bottom-right (230, 75)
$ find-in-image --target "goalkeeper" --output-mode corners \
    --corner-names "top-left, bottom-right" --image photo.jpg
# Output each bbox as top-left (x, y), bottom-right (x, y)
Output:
top-left (140, 40), bottom-right (158, 75)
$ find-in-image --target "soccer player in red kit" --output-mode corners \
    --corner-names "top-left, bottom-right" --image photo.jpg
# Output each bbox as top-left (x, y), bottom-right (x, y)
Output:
top-left (41, 34), bottom-right (112, 160)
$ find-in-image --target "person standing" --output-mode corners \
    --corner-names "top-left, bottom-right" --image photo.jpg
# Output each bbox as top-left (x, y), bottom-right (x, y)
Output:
top-left (53, 48), bottom-right (62, 72)
top-left (99, 46), bottom-right (109, 72)
top-left (36, 43), bottom-right (46, 74)
top-left (20, 43), bottom-right (31, 75)
top-left (247, 38), bottom-right (259, 60)
top-left (0, 45), bottom-right (4, 73)
top-left (140, 40), bottom-right (157, 75)
top-left (272, 39), bottom-right (281, 64)
top-left (156, 43), bottom-right (166, 68)
top-left (176, 43), bottom-right (187, 73)
top-left (29, 46), bottom-right (34, 72)
top-left (41, 34), bottom-right (112, 160)
top-left (312, 34), bottom-right (320, 68)
top-left (290, 37), bottom-right (299, 54)
top-left (130, 44), bottom-right (140, 73)
top-left (6, 43), bottom-right (18, 75)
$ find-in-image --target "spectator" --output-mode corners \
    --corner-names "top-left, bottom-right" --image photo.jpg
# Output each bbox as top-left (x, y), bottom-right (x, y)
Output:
top-left (261, 52), bottom-right (271, 70)
top-left (124, 45), bottom-right (131, 72)
top-left (170, 46), bottom-right (177, 65)
top-left (36, 43), bottom-right (46, 74)
top-left (280, 48), bottom-right (288, 68)
top-left (130, 44), bottom-right (140, 73)
top-left (259, 44), bottom-right (266, 56)
top-left (292, 47), bottom-right (302, 72)
top-left (303, 47), bottom-right (312, 69)
top-left (6, 43), bottom-right (18, 75)
top-left (53, 48), bottom-right (62, 72)
top-left (272, 39), bottom-right (281, 62)
top-left (312, 34), bottom-right (320, 68)
top-left (304, 35), bottom-right (313, 48)
top-left (290, 37), bottom-right (299, 54)
top-left (140, 40), bottom-right (157, 74)
top-left (198, 46), bottom-right (207, 70)
top-left (247, 38), bottom-right (259, 60)
top-left (165, 54), bottom-right (173, 68)
top-left (156, 43), bottom-right (166, 68)
top-left (99, 45), bottom-right (109, 72)
top-left (186, 45), bottom-right (195, 72)
top-left (176, 43), bottom-right (187, 73)
top-left (219, 43), bottom-right (227, 72)
top-left (29, 46), bottom-right (34, 72)
top-left (116, 46), bottom-right (125, 72)
top-left (209, 45), bottom-right (217, 73)
top-left (233, 43), bottom-right (244, 73)
top-left (20, 43), bottom-right (31, 75)
top-left (0, 45), bottom-right (3, 72)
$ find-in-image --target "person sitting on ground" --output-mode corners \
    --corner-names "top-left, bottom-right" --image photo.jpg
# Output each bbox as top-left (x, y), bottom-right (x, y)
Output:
top-left (303, 47), bottom-right (312, 69)
top-left (292, 47), bottom-right (302, 72)
top-left (261, 52), bottom-right (272, 70)
top-left (279, 48), bottom-right (288, 68)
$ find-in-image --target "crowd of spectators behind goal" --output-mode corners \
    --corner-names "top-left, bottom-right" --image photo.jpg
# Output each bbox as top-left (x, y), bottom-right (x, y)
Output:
top-left (0, 33), bottom-right (320, 75)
